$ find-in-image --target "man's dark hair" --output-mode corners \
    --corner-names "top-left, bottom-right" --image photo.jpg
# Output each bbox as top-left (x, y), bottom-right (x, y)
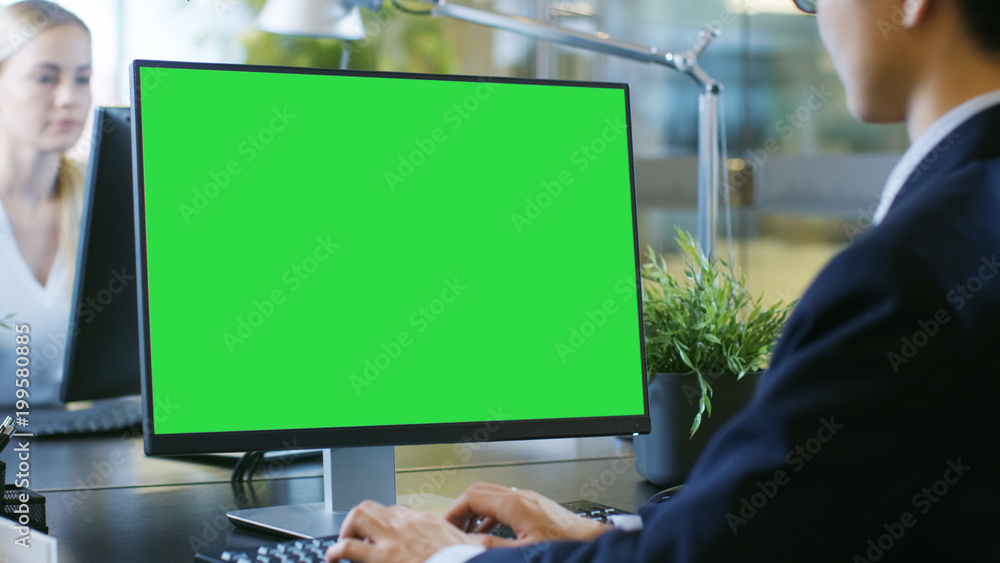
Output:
top-left (955, 0), bottom-right (1000, 54)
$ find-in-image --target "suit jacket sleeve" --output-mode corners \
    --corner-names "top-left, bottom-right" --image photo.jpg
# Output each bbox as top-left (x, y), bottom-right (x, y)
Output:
top-left (470, 157), bottom-right (1000, 562)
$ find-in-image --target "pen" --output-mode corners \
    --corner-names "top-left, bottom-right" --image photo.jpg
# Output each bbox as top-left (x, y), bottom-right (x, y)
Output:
top-left (0, 415), bottom-right (14, 454)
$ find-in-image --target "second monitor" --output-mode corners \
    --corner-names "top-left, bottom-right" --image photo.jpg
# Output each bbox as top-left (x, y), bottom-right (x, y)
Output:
top-left (62, 105), bottom-right (140, 404)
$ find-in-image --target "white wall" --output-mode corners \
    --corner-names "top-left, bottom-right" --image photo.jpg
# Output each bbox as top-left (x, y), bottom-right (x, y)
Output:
top-left (2, 0), bottom-right (253, 106)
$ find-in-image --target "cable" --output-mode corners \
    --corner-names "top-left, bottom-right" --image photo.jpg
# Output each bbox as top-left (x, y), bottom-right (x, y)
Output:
top-left (246, 452), bottom-right (265, 479)
top-left (230, 451), bottom-right (265, 483)
top-left (391, 0), bottom-right (434, 16)
top-left (646, 484), bottom-right (685, 504)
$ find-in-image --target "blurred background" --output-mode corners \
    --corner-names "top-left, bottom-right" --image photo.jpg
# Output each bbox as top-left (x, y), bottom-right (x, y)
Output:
top-left (7, 0), bottom-right (911, 306)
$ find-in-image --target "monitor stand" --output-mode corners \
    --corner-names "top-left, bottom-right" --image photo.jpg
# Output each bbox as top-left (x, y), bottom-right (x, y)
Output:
top-left (227, 445), bottom-right (395, 539)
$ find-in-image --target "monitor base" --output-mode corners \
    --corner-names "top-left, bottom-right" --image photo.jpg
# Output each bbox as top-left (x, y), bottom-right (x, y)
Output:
top-left (228, 502), bottom-right (344, 539)
top-left (227, 445), bottom-right (396, 539)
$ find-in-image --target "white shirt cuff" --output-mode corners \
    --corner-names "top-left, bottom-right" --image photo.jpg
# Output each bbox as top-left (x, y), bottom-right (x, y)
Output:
top-left (609, 514), bottom-right (644, 532)
top-left (426, 544), bottom-right (487, 563)
top-left (425, 514), bottom-right (643, 563)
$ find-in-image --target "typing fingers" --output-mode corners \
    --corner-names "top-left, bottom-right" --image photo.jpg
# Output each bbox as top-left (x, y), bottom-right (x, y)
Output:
top-left (473, 515), bottom-right (500, 534)
top-left (336, 500), bottom-right (392, 542)
top-left (326, 537), bottom-right (373, 563)
top-left (445, 482), bottom-right (521, 530)
top-left (329, 501), bottom-right (483, 563)
top-left (446, 482), bottom-right (612, 544)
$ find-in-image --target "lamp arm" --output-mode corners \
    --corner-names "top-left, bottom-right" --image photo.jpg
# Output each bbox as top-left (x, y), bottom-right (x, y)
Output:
top-left (402, 0), bottom-right (724, 256)
top-left (419, 0), bottom-right (721, 93)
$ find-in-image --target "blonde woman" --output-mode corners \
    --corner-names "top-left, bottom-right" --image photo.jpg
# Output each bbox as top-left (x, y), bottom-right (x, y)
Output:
top-left (0, 1), bottom-right (91, 406)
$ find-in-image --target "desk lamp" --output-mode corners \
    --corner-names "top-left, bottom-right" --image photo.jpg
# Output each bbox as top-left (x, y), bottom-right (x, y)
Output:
top-left (257, 0), bottom-right (728, 256)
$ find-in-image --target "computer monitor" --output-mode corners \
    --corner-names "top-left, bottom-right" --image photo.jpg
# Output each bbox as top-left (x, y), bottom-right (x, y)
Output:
top-left (61, 106), bottom-right (141, 403)
top-left (130, 59), bottom-right (648, 538)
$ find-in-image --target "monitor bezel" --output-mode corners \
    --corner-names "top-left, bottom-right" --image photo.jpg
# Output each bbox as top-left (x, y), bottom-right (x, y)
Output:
top-left (61, 105), bottom-right (141, 403)
top-left (130, 59), bottom-right (649, 456)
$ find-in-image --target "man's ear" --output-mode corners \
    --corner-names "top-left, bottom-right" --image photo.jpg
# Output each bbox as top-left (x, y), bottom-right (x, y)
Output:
top-left (899, 0), bottom-right (932, 28)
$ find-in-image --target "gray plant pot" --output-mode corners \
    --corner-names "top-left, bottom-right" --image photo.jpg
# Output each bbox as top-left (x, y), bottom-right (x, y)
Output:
top-left (634, 371), bottom-right (760, 488)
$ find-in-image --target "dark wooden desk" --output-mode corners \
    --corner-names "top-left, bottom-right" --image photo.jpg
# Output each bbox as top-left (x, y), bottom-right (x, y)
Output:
top-left (2, 435), bottom-right (659, 562)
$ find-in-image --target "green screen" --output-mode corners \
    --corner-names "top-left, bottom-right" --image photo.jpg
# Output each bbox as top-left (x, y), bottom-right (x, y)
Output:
top-left (136, 64), bottom-right (645, 435)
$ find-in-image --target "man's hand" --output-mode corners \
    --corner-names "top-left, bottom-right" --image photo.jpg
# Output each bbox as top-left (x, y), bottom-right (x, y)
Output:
top-left (325, 501), bottom-right (481, 563)
top-left (324, 483), bottom-right (612, 562)
top-left (446, 483), bottom-right (612, 548)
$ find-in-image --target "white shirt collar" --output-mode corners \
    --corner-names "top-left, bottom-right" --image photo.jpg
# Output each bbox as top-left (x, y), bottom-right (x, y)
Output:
top-left (873, 89), bottom-right (1000, 225)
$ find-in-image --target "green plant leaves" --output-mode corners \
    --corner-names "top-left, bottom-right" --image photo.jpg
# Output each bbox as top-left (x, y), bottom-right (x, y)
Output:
top-left (642, 228), bottom-right (796, 435)
top-left (0, 311), bottom-right (13, 330)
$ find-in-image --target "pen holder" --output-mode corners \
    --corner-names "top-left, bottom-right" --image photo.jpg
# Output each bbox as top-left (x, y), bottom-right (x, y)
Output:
top-left (0, 460), bottom-right (48, 534)
top-left (1, 486), bottom-right (48, 534)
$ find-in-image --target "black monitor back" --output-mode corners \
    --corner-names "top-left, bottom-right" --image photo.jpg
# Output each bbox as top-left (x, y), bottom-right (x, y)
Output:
top-left (61, 106), bottom-right (140, 403)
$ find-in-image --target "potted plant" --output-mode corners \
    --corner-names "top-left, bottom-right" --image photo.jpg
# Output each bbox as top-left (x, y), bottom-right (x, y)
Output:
top-left (633, 229), bottom-right (794, 487)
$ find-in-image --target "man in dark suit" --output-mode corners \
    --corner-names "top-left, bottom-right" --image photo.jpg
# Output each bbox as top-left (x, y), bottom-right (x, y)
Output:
top-left (327, 0), bottom-right (1000, 560)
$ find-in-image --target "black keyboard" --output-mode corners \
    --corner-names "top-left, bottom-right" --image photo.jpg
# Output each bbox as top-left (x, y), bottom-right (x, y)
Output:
top-left (197, 537), bottom-right (338, 563)
top-left (194, 500), bottom-right (631, 563)
top-left (29, 396), bottom-right (142, 436)
top-left (488, 499), bottom-right (632, 540)
top-left (555, 499), bottom-right (632, 523)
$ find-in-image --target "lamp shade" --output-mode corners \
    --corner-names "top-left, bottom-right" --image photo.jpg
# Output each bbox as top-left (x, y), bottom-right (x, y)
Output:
top-left (258, 0), bottom-right (367, 40)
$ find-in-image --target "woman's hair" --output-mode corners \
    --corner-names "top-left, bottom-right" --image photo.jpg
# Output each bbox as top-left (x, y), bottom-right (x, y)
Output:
top-left (0, 1), bottom-right (90, 284)
top-left (0, 1), bottom-right (89, 61)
